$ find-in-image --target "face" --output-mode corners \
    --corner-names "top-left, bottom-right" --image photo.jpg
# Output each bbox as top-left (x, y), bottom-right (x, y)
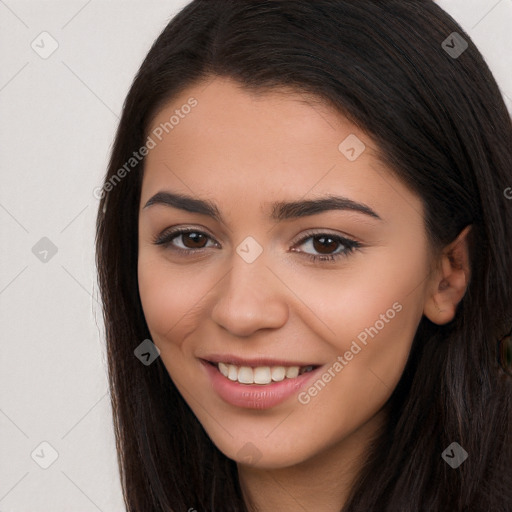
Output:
top-left (137, 76), bottom-right (433, 469)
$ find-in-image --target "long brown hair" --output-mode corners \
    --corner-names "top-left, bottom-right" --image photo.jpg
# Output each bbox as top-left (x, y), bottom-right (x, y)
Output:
top-left (95, 1), bottom-right (512, 510)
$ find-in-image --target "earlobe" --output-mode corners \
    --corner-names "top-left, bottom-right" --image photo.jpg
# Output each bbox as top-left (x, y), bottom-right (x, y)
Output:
top-left (423, 225), bottom-right (472, 325)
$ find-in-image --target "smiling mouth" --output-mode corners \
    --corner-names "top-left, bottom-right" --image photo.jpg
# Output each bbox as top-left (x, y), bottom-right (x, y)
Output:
top-left (205, 361), bottom-right (318, 385)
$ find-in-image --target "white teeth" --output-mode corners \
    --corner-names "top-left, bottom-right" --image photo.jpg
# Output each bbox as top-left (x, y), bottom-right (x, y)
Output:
top-left (228, 364), bottom-right (238, 381)
top-left (271, 366), bottom-right (286, 382)
top-left (218, 362), bottom-right (229, 377)
top-left (285, 366), bottom-right (299, 379)
top-left (238, 366), bottom-right (254, 384)
top-left (217, 363), bottom-right (312, 385)
top-left (254, 366), bottom-right (272, 384)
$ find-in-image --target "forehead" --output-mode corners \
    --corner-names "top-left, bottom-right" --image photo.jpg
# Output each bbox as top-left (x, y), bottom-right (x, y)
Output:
top-left (141, 76), bottom-right (423, 224)
top-left (146, 76), bottom-right (369, 168)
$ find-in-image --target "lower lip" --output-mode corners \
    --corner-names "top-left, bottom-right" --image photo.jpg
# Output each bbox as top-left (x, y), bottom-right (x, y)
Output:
top-left (201, 360), bottom-right (322, 410)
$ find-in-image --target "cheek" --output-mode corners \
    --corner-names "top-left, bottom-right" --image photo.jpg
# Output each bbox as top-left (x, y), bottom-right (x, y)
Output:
top-left (291, 247), bottom-right (427, 391)
top-left (291, 273), bottom-right (423, 444)
top-left (292, 250), bottom-right (426, 343)
top-left (137, 253), bottom-right (206, 344)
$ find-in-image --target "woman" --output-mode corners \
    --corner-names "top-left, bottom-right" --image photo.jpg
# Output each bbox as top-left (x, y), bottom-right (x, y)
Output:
top-left (95, 1), bottom-right (512, 510)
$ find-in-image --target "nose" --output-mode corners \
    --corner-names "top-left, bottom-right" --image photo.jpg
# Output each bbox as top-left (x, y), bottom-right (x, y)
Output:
top-left (210, 251), bottom-right (289, 337)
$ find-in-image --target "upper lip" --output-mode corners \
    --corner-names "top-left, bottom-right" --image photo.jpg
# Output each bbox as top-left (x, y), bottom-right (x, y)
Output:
top-left (201, 354), bottom-right (320, 368)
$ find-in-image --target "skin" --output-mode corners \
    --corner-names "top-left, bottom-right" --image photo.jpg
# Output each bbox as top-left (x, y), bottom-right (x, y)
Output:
top-left (137, 76), bottom-right (471, 511)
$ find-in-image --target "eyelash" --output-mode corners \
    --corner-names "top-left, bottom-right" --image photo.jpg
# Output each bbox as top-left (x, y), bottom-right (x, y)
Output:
top-left (151, 227), bottom-right (363, 264)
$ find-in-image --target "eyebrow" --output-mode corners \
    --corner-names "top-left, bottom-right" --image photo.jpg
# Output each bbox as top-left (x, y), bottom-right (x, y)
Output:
top-left (143, 191), bottom-right (382, 222)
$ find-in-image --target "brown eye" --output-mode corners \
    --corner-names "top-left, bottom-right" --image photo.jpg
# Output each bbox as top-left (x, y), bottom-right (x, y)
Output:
top-left (179, 232), bottom-right (209, 249)
top-left (152, 228), bottom-right (216, 252)
top-left (292, 232), bottom-right (363, 263)
top-left (311, 235), bottom-right (341, 255)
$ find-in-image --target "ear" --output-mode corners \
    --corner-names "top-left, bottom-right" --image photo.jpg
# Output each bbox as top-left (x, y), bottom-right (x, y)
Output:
top-left (423, 225), bottom-right (472, 325)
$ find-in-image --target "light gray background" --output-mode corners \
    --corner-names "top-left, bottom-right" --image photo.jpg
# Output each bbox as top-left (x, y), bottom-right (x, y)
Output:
top-left (1, 1), bottom-right (511, 510)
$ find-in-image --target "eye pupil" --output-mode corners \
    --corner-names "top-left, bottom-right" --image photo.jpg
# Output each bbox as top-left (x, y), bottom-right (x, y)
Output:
top-left (183, 232), bottom-right (207, 248)
top-left (313, 236), bottom-right (340, 254)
